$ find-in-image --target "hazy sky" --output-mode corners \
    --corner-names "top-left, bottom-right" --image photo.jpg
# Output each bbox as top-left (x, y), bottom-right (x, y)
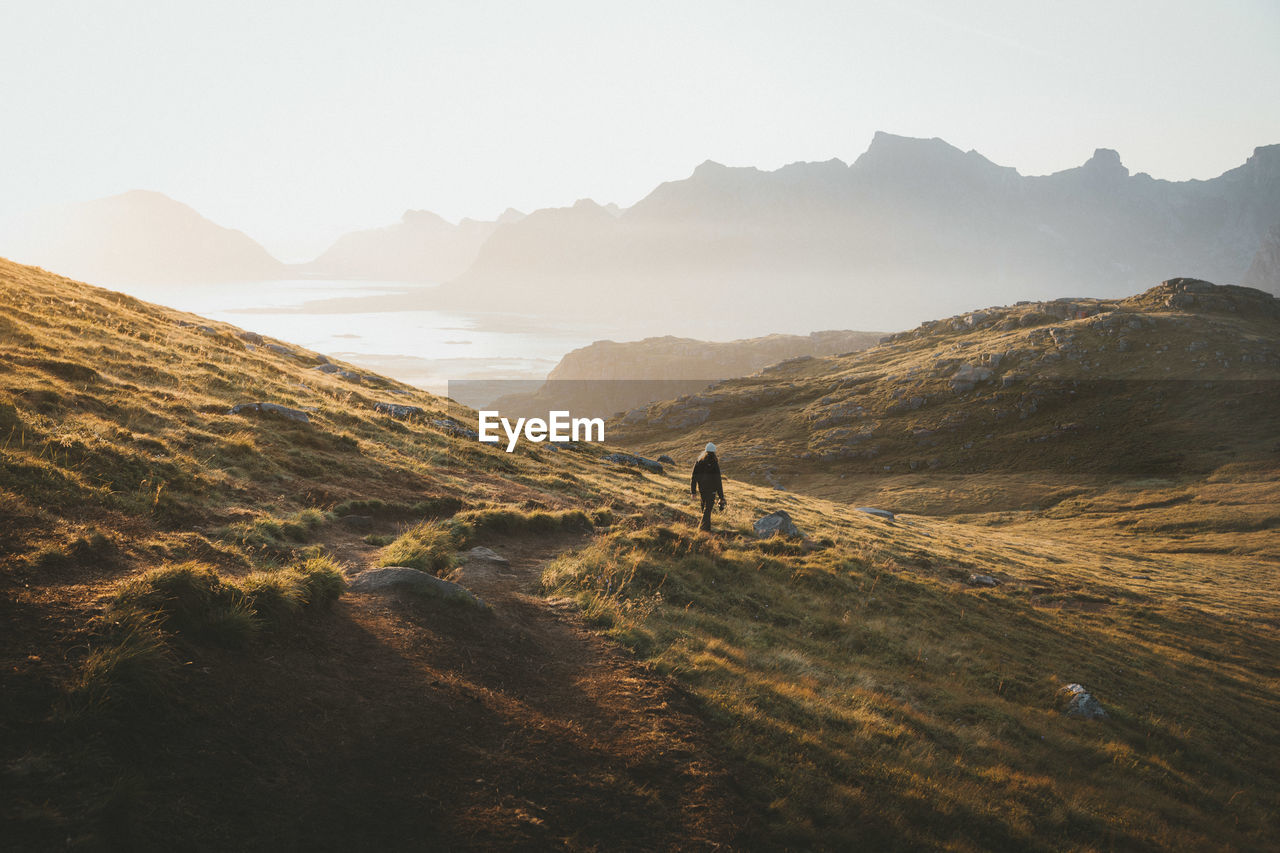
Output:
top-left (2, 0), bottom-right (1278, 260)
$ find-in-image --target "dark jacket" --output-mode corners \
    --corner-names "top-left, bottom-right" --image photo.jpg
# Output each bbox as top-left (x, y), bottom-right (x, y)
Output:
top-left (691, 451), bottom-right (724, 501)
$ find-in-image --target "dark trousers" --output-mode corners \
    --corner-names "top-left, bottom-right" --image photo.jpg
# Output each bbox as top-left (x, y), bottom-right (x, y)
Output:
top-left (699, 491), bottom-right (715, 531)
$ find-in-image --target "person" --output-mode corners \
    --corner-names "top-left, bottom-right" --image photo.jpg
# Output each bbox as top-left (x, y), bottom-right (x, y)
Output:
top-left (690, 442), bottom-right (726, 532)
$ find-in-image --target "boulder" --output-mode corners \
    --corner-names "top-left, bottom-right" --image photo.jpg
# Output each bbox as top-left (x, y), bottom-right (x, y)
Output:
top-left (238, 331), bottom-right (264, 345)
top-left (314, 363), bottom-right (341, 374)
top-left (266, 344), bottom-right (291, 356)
top-left (348, 567), bottom-right (487, 608)
top-left (1057, 683), bottom-right (1108, 720)
top-left (602, 452), bottom-right (664, 474)
top-left (967, 573), bottom-right (998, 587)
top-left (753, 510), bottom-right (804, 539)
top-left (855, 507), bottom-right (895, 521)
top-left (657, 454), bottom-right (676, 465)
top-left (950, 363), bottom-right (993, 392)
top-left (228, 402), bottom-right (311, 424)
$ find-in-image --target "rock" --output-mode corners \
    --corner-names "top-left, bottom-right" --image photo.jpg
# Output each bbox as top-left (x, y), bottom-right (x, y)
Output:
top-left (465, 546), bottom-right (509, 564)
top-left (340, 515), bottom-right (375, 532)
top-left (855, 507), bottom-right (895, 521)
top-left (967, 573), bottom-right (998, 587)
top-left (659, 406), bottom-right (710, 429)
top-left (266, 344), bottom-right (291, 356)
top-left (949, 363), bottom-right (994, 393)
top-left (431, 418), bottom-right (479, 441)
top-left (656, 454), bottom-right (676, 465)
top-left (374, 402), bottom-right (425, 419)
top-left (228, 402), bottom-right (311, 424)
top-left (602, 452), bottom-right (664, 474)
top-left (1057, 683), bottom-right (1108, 720)
top-left (315, 354), bottom-right (330, 365)
top-left (314, 363), bottom-right (341, 374)
top-left (753, 510), bottom-right (804, 539)
top-left (238, 331), bottom-right (264, 345)
top-left (348, 567), bottom-right (487, 608)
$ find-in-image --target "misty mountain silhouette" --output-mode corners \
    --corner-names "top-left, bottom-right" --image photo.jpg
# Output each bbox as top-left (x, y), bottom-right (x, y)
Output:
top-left (0, 190), bottom-right (282, 286)
top-left (305, 207), bottom-right (526, 281)
top-left (432, 132), bottom-right (1280, 336)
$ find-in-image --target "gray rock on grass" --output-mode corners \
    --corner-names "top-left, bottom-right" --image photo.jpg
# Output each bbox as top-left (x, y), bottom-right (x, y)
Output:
top-left (602, 452), bottom-right (664, 474)
top-left (856, 507), bottom-right (895, 521)
top-left (1057, 683), bottom-right (1108, 720)
top-left (754, 510), bottom-right (804, 539)
top-left (349, 567), bottom-right (487, 608)
top-left (374, 402), bottom-right (425, 419)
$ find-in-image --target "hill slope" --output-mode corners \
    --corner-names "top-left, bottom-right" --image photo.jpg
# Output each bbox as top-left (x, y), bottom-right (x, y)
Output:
top-left (3, 260), bottom-right (1279, 850)
top-left (479, 328), bottom-right (883, 416)
top-left (610, 278), bottom-right (1280, 560)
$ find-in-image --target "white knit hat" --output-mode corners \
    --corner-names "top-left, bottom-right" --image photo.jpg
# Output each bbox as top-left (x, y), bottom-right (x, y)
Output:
top-left (705, 442), bottom-right (716, 453)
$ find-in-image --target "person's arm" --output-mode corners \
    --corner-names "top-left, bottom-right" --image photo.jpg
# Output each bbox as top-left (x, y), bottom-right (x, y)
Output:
top-left (690, 462), bottom-right (698, 496)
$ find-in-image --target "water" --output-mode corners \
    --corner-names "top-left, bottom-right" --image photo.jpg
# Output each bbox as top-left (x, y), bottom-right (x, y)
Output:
top-left (118, 279), bottom-right (618, 394)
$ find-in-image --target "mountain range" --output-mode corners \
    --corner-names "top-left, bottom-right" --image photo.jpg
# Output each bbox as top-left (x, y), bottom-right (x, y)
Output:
top-left (433, 134), bottom-right (1280, 335)
top-left (2, 133), bottom-right (1276, 337)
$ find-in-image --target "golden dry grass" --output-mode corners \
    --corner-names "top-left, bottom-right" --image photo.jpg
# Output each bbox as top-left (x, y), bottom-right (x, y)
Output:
top-left (3, 258), bottom-right (1278, 850)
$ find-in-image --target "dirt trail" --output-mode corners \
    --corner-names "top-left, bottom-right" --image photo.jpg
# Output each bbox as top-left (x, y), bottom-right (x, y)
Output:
top-left (105, 529), bottom-right (754, 850)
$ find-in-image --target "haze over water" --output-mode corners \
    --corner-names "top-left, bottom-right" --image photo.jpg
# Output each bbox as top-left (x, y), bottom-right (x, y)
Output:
top-left (117, 278), bottom-right (625, 394)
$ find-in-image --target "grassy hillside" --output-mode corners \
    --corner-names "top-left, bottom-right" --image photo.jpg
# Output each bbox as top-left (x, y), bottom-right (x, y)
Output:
top-left (3, 259), bottom-right (1278, 850)
top-left (610, 279), bottom-right (1280, 557)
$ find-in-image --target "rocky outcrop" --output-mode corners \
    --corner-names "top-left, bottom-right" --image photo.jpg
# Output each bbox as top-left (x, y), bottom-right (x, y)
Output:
top-left (228, 402), bottom-right (311, 424)
top-left (374, 402), bottom-right (425, 419)
top-left (431, 418), bottom-right (479, 441)
top-left (602, 452), bottom-right (664, 474)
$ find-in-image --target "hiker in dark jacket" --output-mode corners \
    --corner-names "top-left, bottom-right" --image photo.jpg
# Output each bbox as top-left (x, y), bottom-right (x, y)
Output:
top-left (691, 442), bottom-right (726, 532)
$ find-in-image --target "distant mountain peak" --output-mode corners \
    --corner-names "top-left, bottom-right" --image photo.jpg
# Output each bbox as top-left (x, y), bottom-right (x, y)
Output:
top-left (1083, 147), bottom-right (1129, 178)
top-left (402, 209), bottom-right (450, 227)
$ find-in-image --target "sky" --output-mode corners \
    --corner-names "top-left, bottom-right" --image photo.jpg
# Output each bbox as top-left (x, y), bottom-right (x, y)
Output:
top-left (2, 0), bottom-right (1278, 261)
